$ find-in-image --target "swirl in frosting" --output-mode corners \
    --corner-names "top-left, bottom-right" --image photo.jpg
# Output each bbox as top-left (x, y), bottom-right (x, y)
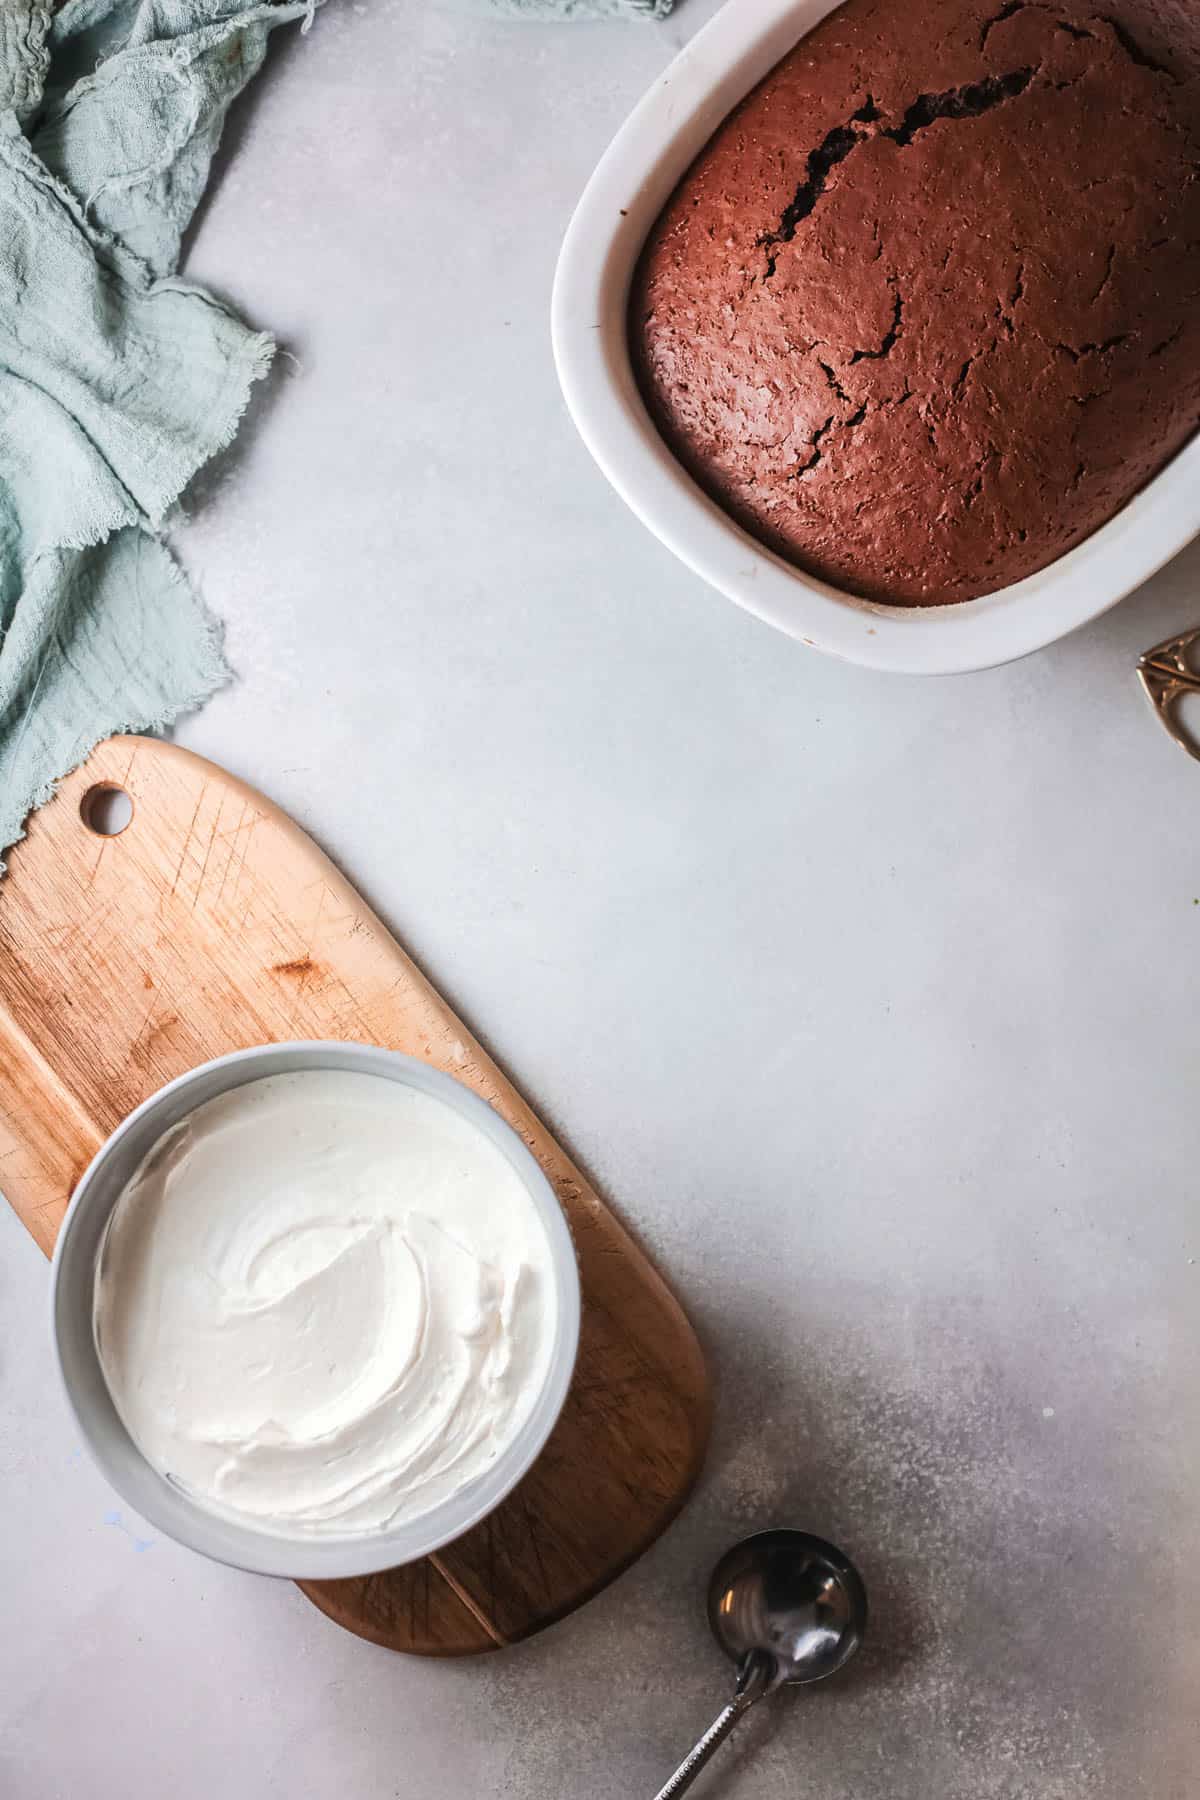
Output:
top-left (93, 1069), bottom-right (556, 1534)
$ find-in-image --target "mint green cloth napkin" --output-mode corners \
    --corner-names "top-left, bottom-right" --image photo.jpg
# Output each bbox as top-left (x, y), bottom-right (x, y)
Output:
top-left (0, 0), bottom-right (310, 864)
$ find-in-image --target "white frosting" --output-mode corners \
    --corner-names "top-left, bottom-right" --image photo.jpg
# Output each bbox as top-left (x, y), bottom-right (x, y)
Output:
top-left (93, 1069), bottom-right (557, 1536)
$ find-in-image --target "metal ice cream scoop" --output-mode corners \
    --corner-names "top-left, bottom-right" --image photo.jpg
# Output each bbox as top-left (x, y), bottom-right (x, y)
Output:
top-left (652, 1529), bottom-right (867, 1800)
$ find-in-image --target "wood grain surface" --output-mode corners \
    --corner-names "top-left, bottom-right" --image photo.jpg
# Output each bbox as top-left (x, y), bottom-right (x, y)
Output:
top-left (0, 736), bottom-right (710, 1654)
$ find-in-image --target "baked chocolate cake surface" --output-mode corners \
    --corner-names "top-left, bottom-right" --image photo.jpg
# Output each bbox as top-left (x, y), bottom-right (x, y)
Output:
top-left (631, 1), bottom-right (1200, 606)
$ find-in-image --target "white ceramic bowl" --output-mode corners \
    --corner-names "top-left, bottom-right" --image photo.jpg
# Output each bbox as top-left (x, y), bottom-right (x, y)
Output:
top-left (551, 0), bottom-right (1200, 675)
top-left (51, 1042), bottom-right (581, 1581)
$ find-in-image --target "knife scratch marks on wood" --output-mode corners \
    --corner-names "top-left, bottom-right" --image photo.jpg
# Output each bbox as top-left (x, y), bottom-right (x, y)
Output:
top-left (329, 968), bottom-right (361, 1025)
top-left (128, 999), bottom-right (159, 1059)
top-left (230, 814), bottom-right (263, 926)
top-left (308, 882), bottom-right (329, 962)
top-left (191, 790), bottom-right (223, 914)
top-left (74, 899), bottom-right (114, 961)
top-left (232, 816), bottom-right (257, 900)
top-left (84, 838), bottom-right (107, 889)
top-left (520, 1494), bottom-right (551, 1599)
top-left (169, 782), bottom-right (208, 901)
top-left (214, 800), bottom-right (248, 912)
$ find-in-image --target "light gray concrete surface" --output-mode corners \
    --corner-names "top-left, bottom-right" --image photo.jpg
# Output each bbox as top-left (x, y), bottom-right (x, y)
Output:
top-left (3, 2), bottom-right (1200, 1795)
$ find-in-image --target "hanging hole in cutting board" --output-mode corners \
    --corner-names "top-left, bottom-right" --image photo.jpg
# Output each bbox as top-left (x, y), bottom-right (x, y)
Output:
top-left (80, 784), bottom-right (133, 837)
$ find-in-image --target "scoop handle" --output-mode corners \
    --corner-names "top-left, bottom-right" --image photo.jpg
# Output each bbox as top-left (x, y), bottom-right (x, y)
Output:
top-left (652, 1652), bottom-right (772, 1800)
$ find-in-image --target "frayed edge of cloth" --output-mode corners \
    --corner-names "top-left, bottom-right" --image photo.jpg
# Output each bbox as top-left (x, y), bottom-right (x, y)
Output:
top-left (211, 328), bottom-right (276, 459)
top-left (139, 325), bottom-right (276, 530)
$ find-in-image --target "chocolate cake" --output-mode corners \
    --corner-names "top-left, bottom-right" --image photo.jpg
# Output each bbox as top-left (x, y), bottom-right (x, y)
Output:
top-left (630, 1), bottom-right (1200, 606)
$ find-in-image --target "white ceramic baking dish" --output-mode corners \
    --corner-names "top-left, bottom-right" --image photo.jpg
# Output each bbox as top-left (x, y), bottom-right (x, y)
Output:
top-left (551, 0), bottom-right (1200, 676)
top-left (51, 1042), bottom-right (581, 1581)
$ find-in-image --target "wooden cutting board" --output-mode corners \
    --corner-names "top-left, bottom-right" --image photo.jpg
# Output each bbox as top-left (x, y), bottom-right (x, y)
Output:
top-left (0, 736), bottom-right (709, 1654)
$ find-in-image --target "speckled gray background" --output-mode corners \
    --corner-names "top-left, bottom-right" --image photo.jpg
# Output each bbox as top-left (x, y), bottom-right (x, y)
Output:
top-left (3, 2), bottom-right (1199, 1795)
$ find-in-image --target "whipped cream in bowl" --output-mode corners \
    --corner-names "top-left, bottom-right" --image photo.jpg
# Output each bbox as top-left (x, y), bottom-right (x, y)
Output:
top-left (51, 1044), bottom-right (580, 1579)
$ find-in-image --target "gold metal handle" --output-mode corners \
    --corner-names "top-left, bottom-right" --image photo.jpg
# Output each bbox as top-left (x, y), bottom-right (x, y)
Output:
top-left (1137, 628), bottom-right (1200, 764)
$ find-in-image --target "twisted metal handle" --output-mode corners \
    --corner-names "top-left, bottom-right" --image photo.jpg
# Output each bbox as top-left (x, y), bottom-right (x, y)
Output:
top-left (652, 1654), bottom-right (773, 1800)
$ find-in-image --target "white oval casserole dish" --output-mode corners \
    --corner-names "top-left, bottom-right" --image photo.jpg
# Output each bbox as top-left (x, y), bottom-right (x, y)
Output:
top-left (551, 0), bottom-right (1200, 676)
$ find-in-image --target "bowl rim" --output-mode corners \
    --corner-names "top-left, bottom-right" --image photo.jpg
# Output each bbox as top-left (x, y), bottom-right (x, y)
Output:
top-left (550, 0), bottom-right (1200, 675)
top-left (50, 1040), bottom-right (582, 1581)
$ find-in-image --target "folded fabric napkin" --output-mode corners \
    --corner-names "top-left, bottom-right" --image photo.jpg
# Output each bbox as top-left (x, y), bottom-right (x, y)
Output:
top-left (0, 0), bottom-right (672, 864)
top-left (0, 0), bottom-right (314, 864)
